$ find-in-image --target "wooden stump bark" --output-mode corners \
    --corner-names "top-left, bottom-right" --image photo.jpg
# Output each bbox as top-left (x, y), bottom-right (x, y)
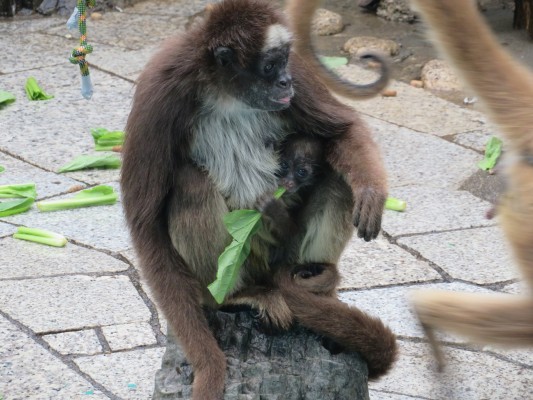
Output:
top-left (153, 309), bottom-right (370, 400)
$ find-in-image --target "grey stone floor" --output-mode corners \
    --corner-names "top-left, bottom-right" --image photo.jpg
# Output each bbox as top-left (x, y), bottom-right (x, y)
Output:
top-left (1, 1), bottom-right (532, 399)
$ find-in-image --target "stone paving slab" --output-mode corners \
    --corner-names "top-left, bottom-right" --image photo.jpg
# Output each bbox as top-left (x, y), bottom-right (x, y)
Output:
top-left (0, 15), bottom-right (64, 34)
top-left (339, 235), bottom-right (441, 289)
top-left (369, 391), bottom-right (420, 400)
top-left (339, 282), bottom-right (495, 340)
top-left (0, 222), bottom-right (15, 237)
top-left (101, 322), bottom-right (158, 351)
top-left (2, 183), bottom-right (131, 252)
top-left (366, 117), bottom-right (481, 189)
top-left (398, 226), bottom-right (519, 284)
top-left (0, 315), bottom-right (109, 400)
top-left (74, 347), bottom-right (166, 399)
top-left (123, 0), bottom-right (210, 16)
top-left (381, 186), bottom-right (493, 237)
top-left (0, 236), bottom-right (129, 279)
top-left (0, 65), bottom-right (131, 177)
top-left (370, 340), bottom-right (533, 400)
top-left (339, 65), bottom-right (489, 136)
top-left (453, 128), bottom-right (497, 153)
top-left (0, 275), bottom-right (150, 333)
top-left (42, 329), bottom-right (103, 355)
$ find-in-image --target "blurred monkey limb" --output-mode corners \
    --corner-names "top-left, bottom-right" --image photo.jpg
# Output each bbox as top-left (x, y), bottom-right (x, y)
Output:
top-left (409, 0), bottom-right (533, 369)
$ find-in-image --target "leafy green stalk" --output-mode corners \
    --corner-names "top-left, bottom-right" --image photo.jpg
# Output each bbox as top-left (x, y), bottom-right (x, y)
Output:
top-left (0, 183), bottom-right (37, 199)
top-left (13, 226), bottom-right (67, 247)
top-left (385, 197), bottom-right (407, 212)
top-left (0, 90), bottom-right (15, 106)
top-left (478, 136), bottom-right (503, 171)
top-left (319, 56), bottom-right (349, 70)
top-left (0, 166), bottom-right (5, 173)
top-left (37, 185), bottom-right (118, 212)
top-left (0, 198), bottom-right (34, 217)
top-left (91, 128), bottom-right (125, 151)
top-left (58, 154), bottom-right (121, 173)
top-left (25, 77), bottom-right (54, 101)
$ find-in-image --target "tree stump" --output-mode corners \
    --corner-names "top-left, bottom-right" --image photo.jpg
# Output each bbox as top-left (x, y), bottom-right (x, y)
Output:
top-left (153, 309), bottom-right (370, 400)
top-left (514, 0), bottom-right (533, 38)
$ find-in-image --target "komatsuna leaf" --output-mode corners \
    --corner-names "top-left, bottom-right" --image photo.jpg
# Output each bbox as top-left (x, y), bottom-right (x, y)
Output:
top-left (0, 166), bottom-right (5, 173)
top-left (13, 226), bottom-right (67, 247)
top-left (91, 128), bottom-right (125, 151)
top-left (478, 136), bottom-right (503, 171)
top-left (208, 210), bottom-right (262, 303)
top-left (0, 197), bottom-right (34, 217)
top-left (0, 90), bottom-right (15, 106)
top-left (319, 56), bottom-right (348, 70)
top-left (0, 183), bottom-right (37, 199)
top-left (25, 77), bottom-right (54, 101)
top-left (58, 154), bottom-right (121, 173)
top-left (36, 185), bottom-right (118, 212)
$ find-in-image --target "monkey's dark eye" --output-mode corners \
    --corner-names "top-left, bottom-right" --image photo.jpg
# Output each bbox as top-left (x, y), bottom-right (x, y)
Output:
top-left (297, 168), bottom-right (308, 178)
top-left (280, 161), bottom-right (289, 170)
top-left (264, 63), bottom-right (275, 74)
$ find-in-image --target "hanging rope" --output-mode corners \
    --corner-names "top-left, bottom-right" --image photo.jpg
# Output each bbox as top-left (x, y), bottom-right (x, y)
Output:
top-left (67, 0), bottom-right (96, 99)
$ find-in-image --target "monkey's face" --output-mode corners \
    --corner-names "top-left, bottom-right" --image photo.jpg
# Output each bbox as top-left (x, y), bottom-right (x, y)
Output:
top-left (213, 44), bottom-right (294, 111)
top-left (277, 159), bottom-right (315, 194)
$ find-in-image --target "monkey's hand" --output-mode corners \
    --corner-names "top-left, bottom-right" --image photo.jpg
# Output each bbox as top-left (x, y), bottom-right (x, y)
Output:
top-left (352, 186), bottom-right (387, 242)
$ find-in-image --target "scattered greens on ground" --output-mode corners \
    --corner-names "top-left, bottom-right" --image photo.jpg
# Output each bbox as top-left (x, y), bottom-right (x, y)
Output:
top-left (58, 154), bottom-right (121, 173)
top-left (0, 183), bottom-right (37, 199)
top-left (25, 77), bottom-right (54, 101)
top-left (91, 128), bottom-right (125, 151)
top-left (13, 226), bottom-right (67, 247)
top-left (0, 90), bottom-right (15, 107)
top-left (0, 183), bottom-right (37, 217)
top-left (208, 188), bottom-right (287, 304)
top-left (319, 56), bottom-right (348, 70)
top-left (385, 196), bottom-right (407, 212)
top-left (0, 198), bottom-right (34, 217)
top-left (478, 136), bottom-right (503, 171)
top-left (37, 185), bottom-right (118, 212)
top-left (0, 166), bottom-right (4, 173)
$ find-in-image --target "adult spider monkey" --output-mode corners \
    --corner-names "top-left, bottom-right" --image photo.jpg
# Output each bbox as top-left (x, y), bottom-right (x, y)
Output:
top-left (121, 1), bottom-right (396, 398)
top-left (406, 0), bottom-right (533, 368)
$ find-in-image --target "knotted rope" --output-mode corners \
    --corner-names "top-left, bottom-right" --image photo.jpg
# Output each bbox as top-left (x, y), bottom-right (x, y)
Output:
top-left (67, 0), bottom-right (95, 99)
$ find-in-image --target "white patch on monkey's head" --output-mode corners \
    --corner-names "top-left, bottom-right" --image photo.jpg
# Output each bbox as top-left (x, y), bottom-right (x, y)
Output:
top-left (262, 24), bottom-right (292, 52)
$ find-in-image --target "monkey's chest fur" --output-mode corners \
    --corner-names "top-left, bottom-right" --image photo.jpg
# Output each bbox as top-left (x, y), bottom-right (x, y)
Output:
top-left (191, 105), bottom-right (287, 209)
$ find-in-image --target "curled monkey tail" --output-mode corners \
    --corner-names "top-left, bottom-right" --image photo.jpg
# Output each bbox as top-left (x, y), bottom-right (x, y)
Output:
top-left (286, 0), bottom-right (390, 99)
top-left (278, 266), bottom-right (398, 379)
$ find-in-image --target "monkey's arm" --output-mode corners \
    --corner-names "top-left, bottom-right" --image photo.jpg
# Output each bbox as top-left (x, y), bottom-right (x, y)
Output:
top-left (255, 195), bottom-right (298, 242)
top-left (287, 54), bottom-right (388, 241)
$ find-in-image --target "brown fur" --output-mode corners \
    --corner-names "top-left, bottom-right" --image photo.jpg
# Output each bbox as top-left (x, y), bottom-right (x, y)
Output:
top-left (121, 1), bottom-right (394, 398)
top-left (286, 0), bottom-right (391, 99)
top-left (408, 0), bottom-right (533, 368)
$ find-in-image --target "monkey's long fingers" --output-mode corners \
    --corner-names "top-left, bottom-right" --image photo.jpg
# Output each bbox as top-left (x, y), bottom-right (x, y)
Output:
top-left (411, 290), bottom-right (533, 348)
top-left (419, 322), bottom-right (446, 372)
top-left (353, 187), bottom-right (386, 241)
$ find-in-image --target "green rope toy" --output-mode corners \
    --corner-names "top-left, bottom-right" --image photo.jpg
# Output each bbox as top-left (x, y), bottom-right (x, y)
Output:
top-left (67, 0), bottom-right (95, 99)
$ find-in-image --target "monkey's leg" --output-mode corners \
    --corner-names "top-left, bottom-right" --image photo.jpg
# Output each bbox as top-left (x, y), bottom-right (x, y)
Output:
top-left (411, 290), bottom-right (533, 368)
top-left (160, 164), bottom-right (232, 400)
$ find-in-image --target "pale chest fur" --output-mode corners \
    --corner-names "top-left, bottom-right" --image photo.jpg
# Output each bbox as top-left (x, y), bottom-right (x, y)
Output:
top-left (191, 103), bottom-right (286, 209)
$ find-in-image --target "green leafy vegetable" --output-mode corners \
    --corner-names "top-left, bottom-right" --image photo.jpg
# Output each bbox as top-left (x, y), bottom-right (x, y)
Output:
top-left (13, 226), bottom-right (67, 247)
top-left (0, 198), bottom-right (34, 217)
top-left (478, 136), bottom-right (503, 171)
top-left (0, 166), bottom-right (5, 173)
top-left (91, 128), bottom-right (125, 151)
top-left (58, 154), bottom-right (121, 173)
top-left (319, 56), bottom-right (348, 70)
top-left (208, 209), bottom-right (262, 304)
top-left (0, 183), bottom-right (37, 199)
top-left (385, 196), bottom-right (407, 212)
top-left (25, 77), bottom-right (54, 101)
top-left (0, 90), bottom-right (15, 106)
top-left (37, 185), bottom-right (118, 212)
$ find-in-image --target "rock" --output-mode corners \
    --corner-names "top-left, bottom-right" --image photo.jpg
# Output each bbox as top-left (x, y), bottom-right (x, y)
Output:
top-left (90, 11), bottom-right (103, 20)
top-left (343, 36), bottom-right (400, 57)
top-left (410, 79), bottom-right (424, 88)
top-left (421, 59), bottom-right (464, 91)
top-left (377, 0), bottom-right (418, 23)
top-left (311, 8), bottom-right (344, 36)
top-left (153, 309), bottom-right (369, 400)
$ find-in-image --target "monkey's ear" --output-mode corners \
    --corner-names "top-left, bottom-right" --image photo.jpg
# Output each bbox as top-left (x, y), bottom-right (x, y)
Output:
top-left (214, 47), bottom-right (234, 67)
